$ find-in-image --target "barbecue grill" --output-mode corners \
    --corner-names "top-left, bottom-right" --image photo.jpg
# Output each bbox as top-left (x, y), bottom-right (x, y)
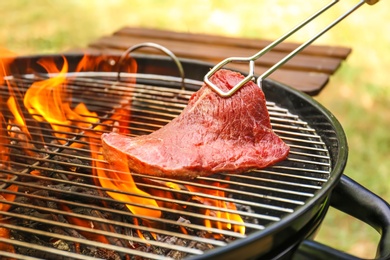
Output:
top-left (0, 52), bottom-right (388, 260)
top-left (1, 1), bottom-right (389, 260)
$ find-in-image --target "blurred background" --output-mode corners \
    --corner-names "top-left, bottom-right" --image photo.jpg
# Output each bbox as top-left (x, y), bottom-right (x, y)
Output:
top-left (1, 0), bottom-right (389, 258)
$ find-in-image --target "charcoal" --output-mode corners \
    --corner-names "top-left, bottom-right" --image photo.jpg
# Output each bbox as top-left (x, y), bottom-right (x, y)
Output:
top-left (89, 248), bottom-right (122, 260)
top-left (4, 125), bottom-right (255, 259)
top-left (46, 183), bottom-right (105, 205)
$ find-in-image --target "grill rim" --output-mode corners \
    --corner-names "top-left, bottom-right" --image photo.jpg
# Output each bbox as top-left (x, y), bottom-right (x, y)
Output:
top-left (2, 53), bottom-right (349, 259)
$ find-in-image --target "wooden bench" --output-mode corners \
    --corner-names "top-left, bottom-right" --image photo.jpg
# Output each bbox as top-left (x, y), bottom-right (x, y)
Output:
top-left (85, 27), bottom-right (352, 96)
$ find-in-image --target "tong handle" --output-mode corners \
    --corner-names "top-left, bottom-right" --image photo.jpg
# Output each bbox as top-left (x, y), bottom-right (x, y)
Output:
top-left (204, 0), bottom-right (380, 97)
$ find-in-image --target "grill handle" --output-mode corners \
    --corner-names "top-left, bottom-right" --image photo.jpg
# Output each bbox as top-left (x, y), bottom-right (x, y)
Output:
top-left (295, 175), bottom-right (390, 260)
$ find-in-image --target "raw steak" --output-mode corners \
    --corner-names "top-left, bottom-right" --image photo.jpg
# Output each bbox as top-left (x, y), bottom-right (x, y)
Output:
top-left (101, 69), bottom-right (290, 179)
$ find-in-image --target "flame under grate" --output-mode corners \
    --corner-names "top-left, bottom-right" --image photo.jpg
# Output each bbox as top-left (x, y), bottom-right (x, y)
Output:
top-left (0, 71), bottom-right (331, 259)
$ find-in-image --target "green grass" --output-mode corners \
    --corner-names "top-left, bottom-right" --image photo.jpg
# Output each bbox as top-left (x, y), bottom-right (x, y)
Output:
top-left (1, 0), bottom-right (389, 258)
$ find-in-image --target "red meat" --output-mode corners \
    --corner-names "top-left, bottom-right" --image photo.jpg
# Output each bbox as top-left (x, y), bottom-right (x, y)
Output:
top-left (101, 69), bottom-right (290, 179)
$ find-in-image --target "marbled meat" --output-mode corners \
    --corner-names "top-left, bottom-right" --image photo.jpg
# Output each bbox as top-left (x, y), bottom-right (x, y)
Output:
top-left (101, 69), bottom-right (290, 179)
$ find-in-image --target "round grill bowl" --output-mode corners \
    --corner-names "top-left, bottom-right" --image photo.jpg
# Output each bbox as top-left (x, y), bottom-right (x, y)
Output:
top-left (4, 53), bottom-right (390, 260)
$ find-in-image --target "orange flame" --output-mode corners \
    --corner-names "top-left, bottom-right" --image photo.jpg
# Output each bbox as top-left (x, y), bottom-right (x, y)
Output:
top-left (2, 48), bottom-right (36, 155)
top-left (23, 57), bottom-right (99, 146)
top-left (1, 51), bottom-right (246, 239)
top-left (82, 73), bottom-right (161, 220)
top-left (0, 112), bottom-right (9, 164)
top-left (0, 184), bottom-right (18, 255)
top-left (0, 184), bottom-right (18, 213)
top-left (6, 96), bottom-right (38, 157)
top-left (0, 167), bottom-right (18, 255)
top-left (0, 47), bottom-right (17, 86)
top-left (7, 96), bottom-right (30, 138)
top-left (186, 180), bottom-right (246, 236)
top-left (0, 227), bottom-right (15, 255)
top-left (90, 135), bottom-right (161, 219)
top-left (0, 111), bottom-right (19, 212)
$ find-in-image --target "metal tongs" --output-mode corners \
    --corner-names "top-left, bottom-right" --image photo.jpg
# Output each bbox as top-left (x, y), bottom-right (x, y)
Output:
top-left (204, 0), bottom-right (379, 97)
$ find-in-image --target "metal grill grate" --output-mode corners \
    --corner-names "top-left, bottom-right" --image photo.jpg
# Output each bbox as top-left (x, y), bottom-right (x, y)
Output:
top-left (0, 72), bottom-right (331, 259)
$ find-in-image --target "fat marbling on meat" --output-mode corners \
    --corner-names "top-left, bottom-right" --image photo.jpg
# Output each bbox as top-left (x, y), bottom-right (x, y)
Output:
top-left (101, 69), bottom-right (290, 179)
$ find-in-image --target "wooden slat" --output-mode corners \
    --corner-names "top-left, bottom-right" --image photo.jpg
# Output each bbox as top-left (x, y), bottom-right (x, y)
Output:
top-left (86, 27), bottom-right (352, 95)
top-left (89, 35), bottom-right (342, 73)
top-left (115, 27), bottom-right (351, 59)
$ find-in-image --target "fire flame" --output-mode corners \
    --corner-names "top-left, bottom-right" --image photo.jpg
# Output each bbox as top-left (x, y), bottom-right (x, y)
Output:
top-left (0, 47), bottom-right (17, 86)
top-left (186, 180), bottom-right (246, 236)
top-left (7, 96), bottom-right (30, 138)
top-left (6, 96), bottom-right (38, 156)
top-left (0, 183), bottom-right (18, 213)
top-left (0, 113), bottom-right (9, 165)
top-left (0, 51), bottom-right (246, 242)
top-left (23, 57), bottom-right (99, 146)
top-left (88, 126), bottom-right (161, 219)
top-left (1, 49), bottom-right (40, 157)
top-left (0, 184), bottom-right (18, 255)
top-left (94, 152), bottom-right (161, 218)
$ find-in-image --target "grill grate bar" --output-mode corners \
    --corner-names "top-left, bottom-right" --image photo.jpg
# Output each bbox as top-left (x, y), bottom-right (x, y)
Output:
top-left (8, 73), bottom-right (193, 95)
top-left (0, 180), bottom-right (252, 238)
top-left (3, 153), bottom-right (309, 210)
top-left (257, 169), bottom-right (328, 182)
top-left (272, 123), bottom-right (315, 132)
top-left (133, 176), bottom-right (302, 210)
top-left (0, 71), bottom-right (333, 258)
top-left (0, 237), bottom-right (98, 260)
top-left (0, 223), bottom-right (176, 260)
top-left (268, 110), bottom-right (303, 119)
top-left (272, 165), bottom-right (330, 175)
top-left (1, 163), bottom-right (285, 226)
top-left (7, 74), bottom-right (192, 107)
top-left (289, 150), bottom-right (330, 160)
top-left (201, 172), bottom-right (322, 193)
top-left (274, 129), bottom-right (322, 139)
top-left (286, 157), bottom-right (331, 167)
top-left (288, 144), bottom-right (328, 153)
top-left (8, 177), bottom-right (250, 241)
top-left (215, 176), bottom-right (316, 200)
top-left (0, 210), bottom-right (207, 255)
top-left (0, 166), bottom-right (270, 229)
top-left (280, 136), bottom-right (326, 145)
